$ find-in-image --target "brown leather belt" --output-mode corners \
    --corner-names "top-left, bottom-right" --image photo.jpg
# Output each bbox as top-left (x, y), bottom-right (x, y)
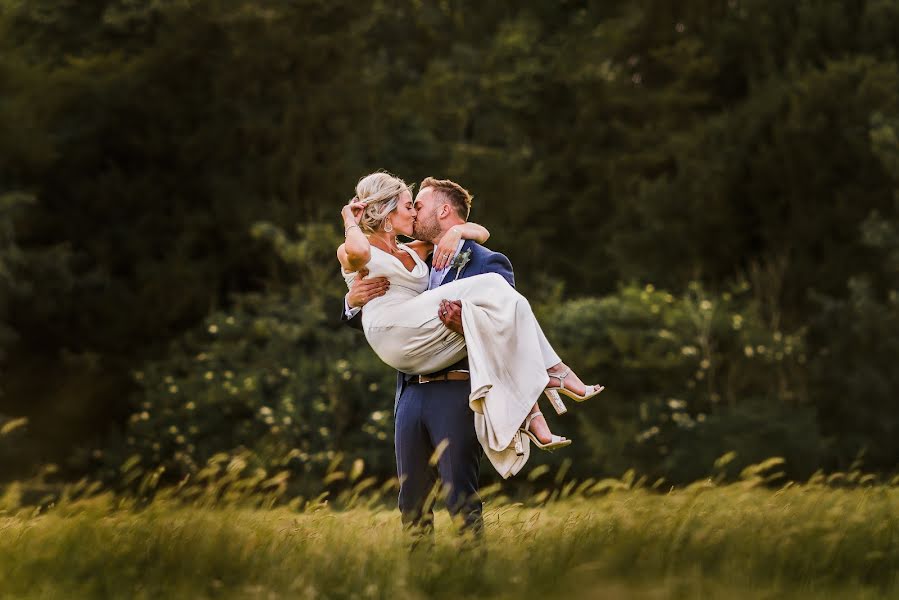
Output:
top-left (410, 370), bottom-right (470, 384)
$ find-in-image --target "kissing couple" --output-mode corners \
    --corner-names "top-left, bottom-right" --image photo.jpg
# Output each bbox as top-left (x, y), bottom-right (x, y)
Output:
top-left (339, 172), bottom-right (604, 539)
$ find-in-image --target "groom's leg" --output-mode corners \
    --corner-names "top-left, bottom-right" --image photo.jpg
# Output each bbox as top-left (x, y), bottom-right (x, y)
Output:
top-left (395, 384), bottom-right (438, 547)
top-left (422, 380), bottom-right (485, 540)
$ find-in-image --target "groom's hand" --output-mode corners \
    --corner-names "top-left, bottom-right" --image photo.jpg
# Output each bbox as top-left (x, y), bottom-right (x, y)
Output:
top-left (347, 268), bottom-right (390, 308)
top-left (439, 299), bottom-right (464, 335)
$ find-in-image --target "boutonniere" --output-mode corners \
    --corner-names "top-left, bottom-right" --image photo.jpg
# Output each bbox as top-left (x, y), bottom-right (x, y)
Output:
top-left (450, 248), bottom-right (472, 280)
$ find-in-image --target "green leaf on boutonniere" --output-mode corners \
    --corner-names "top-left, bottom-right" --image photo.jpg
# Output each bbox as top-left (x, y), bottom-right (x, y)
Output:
top-left (450, 248), bottom-right (472, 280)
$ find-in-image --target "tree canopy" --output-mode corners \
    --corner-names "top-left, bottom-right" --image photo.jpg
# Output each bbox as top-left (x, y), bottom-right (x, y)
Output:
top-left (1, 0), bottom-right (897, 485)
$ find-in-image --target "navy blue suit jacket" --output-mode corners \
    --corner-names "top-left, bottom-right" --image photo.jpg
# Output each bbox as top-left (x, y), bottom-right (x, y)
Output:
top-left (339, 240), bottom-right (515, 413)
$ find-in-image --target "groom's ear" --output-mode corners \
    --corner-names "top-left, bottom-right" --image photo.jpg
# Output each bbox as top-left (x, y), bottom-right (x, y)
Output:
top-left (438, 203), bottom-right (452, 219)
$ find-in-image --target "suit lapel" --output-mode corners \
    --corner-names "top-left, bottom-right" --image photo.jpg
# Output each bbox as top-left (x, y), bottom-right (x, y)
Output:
top-left (441, 240), bottom-right (474, 286)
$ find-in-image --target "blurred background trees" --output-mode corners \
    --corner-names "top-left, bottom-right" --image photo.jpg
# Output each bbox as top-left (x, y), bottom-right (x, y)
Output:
top-left (1, 0), bottom-right (896, 488)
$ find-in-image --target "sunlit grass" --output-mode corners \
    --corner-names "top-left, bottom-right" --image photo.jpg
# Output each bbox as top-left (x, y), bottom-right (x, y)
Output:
top-left (1, 469), bottom-right (896, 599)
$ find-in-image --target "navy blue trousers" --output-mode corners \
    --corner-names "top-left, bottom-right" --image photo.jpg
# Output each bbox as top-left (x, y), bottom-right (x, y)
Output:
top-left (394, 379), bottom-right (484, 539)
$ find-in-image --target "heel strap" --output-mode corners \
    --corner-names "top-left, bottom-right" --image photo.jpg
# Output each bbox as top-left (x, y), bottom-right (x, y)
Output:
top-left (549, 369), bottom-right (570, 386)
top-left (523, 410), bottom-right (543, 430)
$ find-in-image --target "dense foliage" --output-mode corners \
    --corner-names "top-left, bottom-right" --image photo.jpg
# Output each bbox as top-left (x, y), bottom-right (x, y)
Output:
top-left (97, 224), bottom-right (397, 493)
top-left (1, 0), bottom-right (897, 485)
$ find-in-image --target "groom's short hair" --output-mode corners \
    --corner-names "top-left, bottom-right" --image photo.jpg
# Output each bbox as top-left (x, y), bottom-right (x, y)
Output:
top-left (420, 177), bottom-right (472, 221)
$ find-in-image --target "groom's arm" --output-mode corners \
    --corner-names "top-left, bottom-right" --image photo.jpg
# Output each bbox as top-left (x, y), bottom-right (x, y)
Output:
top-left (340, 269), bottom-right (390, 331)
top-left (340, 296), bottom-right (364, 331)
top-left (484, 252), bottom-right (515, 288)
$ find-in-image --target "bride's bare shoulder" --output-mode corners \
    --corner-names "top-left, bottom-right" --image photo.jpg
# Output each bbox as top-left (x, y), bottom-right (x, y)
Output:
top-left (404, 240), bottom-right (433, 260)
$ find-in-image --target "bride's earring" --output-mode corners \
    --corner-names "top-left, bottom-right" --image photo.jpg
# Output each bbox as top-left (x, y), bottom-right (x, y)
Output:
top-left (384, 220), bottom-right (394, 233)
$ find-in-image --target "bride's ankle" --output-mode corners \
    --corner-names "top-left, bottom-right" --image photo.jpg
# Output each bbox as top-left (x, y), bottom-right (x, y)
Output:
top-left (547, 367), bottom-right (587, 395)
top-left (523, 411), bottom-right (554, 444)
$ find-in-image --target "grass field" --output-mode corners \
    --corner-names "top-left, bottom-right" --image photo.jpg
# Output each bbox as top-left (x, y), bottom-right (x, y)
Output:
top-left (1, 473), bottom-right (897, 599)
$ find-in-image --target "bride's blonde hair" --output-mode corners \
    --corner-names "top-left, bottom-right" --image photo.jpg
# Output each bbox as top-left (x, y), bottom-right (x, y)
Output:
top-left (352, 172), bottom-right (413, 234)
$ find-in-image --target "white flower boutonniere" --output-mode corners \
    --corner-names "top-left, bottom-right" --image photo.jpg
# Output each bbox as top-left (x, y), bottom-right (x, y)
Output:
top-left (450, 248), bottom-right (472, 280)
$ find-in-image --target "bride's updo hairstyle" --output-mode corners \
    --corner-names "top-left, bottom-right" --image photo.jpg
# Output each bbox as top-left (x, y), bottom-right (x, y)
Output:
top-left (353, 172), bottom-right (413, 234)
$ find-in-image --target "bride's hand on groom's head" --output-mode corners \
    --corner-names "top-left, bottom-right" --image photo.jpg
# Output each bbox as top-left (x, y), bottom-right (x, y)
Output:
top-left (347, 268), bottom-right (389, 308)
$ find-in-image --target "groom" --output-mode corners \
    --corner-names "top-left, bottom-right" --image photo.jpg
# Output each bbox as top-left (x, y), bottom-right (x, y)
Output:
top-left (340, 177), bottom-right (515, 543)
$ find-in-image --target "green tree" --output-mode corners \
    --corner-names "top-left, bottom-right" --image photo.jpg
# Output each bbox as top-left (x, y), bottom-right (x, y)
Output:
top-left (806, 113), bottom-right (899, 471)
top-left (536, 281), bottom-right (818, 483)
top-left (1, 0), bottom-right (898, 483)
top-left (0, 193), bottom-right (33, 375)
top-left (101, 224), bottom-right (397, 493)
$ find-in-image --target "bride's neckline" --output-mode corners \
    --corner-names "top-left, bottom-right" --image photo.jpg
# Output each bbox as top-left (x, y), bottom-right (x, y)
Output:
top-left (371, 244), bottom-right (423, 274)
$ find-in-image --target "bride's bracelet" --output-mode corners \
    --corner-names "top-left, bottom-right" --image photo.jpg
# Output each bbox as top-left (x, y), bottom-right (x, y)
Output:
top-left (344, 224), bottom-right (360, 236)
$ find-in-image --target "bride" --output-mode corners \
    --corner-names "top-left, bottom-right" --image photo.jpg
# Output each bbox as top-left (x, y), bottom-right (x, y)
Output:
top-left (338, 172), bottom-right (604, 477)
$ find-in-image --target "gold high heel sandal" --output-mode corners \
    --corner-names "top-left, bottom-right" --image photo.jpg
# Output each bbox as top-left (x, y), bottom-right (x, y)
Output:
top-left (543, 368), bottom-right (605, 415)
top-left (514, 410), bottom-right (572, 455)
